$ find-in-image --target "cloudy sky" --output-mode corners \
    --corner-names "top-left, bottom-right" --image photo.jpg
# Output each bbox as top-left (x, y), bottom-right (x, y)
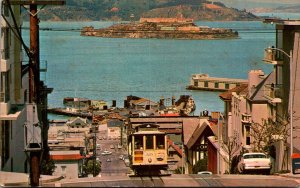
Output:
top-left (219, 0), bottom-right (299, 9)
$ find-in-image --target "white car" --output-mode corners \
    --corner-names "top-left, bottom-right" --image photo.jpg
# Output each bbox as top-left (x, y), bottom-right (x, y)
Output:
top-left (101, 150), bottom-right (112, 155)
top-left (124, 158), bottom-right (130, 167)
top-left (197, 171), bottom-right (212, 175)
top-left (238, 153), bottom-right (271, 174)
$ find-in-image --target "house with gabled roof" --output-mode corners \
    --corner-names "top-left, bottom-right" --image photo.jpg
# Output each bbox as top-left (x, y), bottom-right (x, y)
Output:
top-left (219, 70), bottom-right (271, 151)
top-left (129, 98), bottom-right (159, 110)
top-left (66, 117), bottom-right (90, 129)
top-left (185, 117), bottom-right (214, 173)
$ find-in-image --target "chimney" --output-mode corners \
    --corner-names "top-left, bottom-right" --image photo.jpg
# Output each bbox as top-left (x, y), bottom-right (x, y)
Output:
top-left (112, 100), bottom-right (116, 107)
top-left (160, 96), bottom-right (165, 106)
top-left (248, 70), bottom-right (264, 95)
top-left (172, 96), bottom-right (176, 106)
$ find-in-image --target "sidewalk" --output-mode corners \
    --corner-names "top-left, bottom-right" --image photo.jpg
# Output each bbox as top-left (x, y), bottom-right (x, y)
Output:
top-left (278, 173), bottom-right (300, 184)
top-left (0, 171), bottom-right (63, 186)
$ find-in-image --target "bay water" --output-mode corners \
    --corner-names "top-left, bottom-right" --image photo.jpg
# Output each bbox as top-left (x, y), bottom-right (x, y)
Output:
top-left (22, 21), bottom-right (276, 119)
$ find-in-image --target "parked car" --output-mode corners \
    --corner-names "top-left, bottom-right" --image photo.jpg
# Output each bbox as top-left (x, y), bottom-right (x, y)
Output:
top-left (101, 150), bottom-right (112, 155)
top-left (122, 155), bottom-right (129, 161)
top-left (238, 153), bottom-right (271, 175)
top-left (106, 158), bottom-right (111, 162)
top-left (124, 158), bottom-right (130, 167)
top-left (110, 145), bottom-right (115, 149)
top-left (119, 155), bottom-right (124, 160)
top-left (197, 171), bottom-right (212, 175)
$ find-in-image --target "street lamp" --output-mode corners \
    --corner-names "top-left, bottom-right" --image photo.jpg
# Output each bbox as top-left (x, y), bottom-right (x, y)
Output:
top-left (265, 47), bottom-right (291, 59)
top-left (217, 113), bottom-right (223, 175)
top-left (264, 46), bottom-right (293, 174)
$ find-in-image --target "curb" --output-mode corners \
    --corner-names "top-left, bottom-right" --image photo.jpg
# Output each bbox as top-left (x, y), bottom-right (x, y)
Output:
top-left (2, 175), bottom-right (64, 187)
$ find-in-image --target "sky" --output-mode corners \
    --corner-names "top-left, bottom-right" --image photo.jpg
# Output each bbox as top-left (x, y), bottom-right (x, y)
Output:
top-left (219, 0), bottom-right (299, 9)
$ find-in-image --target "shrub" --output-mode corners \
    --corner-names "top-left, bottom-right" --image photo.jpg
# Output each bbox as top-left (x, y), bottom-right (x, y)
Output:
top-left (192, 158), bottom-right (208, 174)
top-left (174, 167), bottom-right (185, 174)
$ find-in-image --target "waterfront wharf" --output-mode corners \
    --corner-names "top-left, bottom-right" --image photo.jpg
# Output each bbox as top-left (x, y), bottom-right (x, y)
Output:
top-left (47, 107), bottom-right (93, 119)
top-left (186, 73), bottom-right (248, 92)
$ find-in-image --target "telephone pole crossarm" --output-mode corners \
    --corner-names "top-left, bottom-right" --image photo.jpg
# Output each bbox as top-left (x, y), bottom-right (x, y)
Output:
top-left (6, 0), bottom-right (65, 5)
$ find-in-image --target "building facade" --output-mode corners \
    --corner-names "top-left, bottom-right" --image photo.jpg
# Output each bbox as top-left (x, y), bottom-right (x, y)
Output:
top-left (0, 1), bottom-right (30, 172)
top-left (218, 21), bottom-right (300, 173)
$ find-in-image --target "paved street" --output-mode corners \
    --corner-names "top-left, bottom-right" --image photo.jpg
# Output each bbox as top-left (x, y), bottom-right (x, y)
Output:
top-left (95, 135), bottom-right (129, 176)
top-left (45, 174), bottom-right (300, 187)
top-left (66, 131), bottom-right (300, 187)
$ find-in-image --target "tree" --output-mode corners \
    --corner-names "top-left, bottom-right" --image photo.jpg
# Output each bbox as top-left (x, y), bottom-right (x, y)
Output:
top-left (221, 134), bottom-right (242, 174)
top-left (250, 118), bottom-right (289, 155)
top-left (40, 158), bottom-right (56, 175)
top-left (83, 159), bottom-right (101, 176)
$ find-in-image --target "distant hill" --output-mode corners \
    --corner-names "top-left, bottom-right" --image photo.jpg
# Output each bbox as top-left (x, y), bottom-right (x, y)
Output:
top-left (24, 0), bottom-right (260, 21)
top-left (250, 5), bottom-right (300, 14)
top-left (275, 5), bottom-right (300, 13)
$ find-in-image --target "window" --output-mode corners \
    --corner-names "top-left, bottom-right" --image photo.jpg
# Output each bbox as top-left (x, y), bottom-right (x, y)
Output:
top-left (194, 81), bottom-right (198, 87)
top-left (246, 126), bottom-right (250, 145)
top-left (134, 135), bottom-right (143, 150)
top-left (1, 28), bottom-right (10, 59)
top-left (156, 135), bottom-right (165, 149)
top-left (1, 120), bottom-right (10, 168)
top-left (204, 81), bottom-right (208, 87)
top-left (214, 82), bottom-right (219, 88)
top-left (225, 83), bottom-right (229, 89)
top-left (2, 4), bottom-right (9, 17)
top-left (244, 154), bottom-right (266, 159)
top-left (1, 71), bottom-right (10, 102)
top-left (61, 166), bottom-right (66, 177)
top-left (146, 135), bottom-right (153, 149)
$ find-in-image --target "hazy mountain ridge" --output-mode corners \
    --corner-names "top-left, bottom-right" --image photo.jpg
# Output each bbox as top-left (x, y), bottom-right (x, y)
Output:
top-left (26, 0), bottom-right (260, 21)
top-left (250, 5), bottom-right (300, 13)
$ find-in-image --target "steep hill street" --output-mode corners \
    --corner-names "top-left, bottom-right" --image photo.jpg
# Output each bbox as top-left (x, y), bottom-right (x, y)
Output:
top-left (44, 174), bottom-right (300, 187)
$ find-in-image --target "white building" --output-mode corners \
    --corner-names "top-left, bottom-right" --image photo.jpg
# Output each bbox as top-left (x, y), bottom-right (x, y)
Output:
top-left (0, 1), bottom-right (29, 172)
top-left (50, 150), bottom-right (85, 179)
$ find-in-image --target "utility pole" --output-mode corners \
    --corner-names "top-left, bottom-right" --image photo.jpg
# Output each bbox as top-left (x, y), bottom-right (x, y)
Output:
top-left (7, 0), bottom-right (65, 186)
top-left (217, 113), bottom-right (222, 175)
top-left (93, 126), bottom-right (97, 177)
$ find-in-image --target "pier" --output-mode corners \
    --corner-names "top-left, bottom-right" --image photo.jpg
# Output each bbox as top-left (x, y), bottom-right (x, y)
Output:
top-left (47, 108), bottom-right (93, 119)
top-left (186, 73), bottom-right (248, 92)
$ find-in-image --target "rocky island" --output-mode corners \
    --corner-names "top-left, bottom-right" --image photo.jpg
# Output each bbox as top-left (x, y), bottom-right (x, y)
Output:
top-left (81, 18), bottom-right (239, 40)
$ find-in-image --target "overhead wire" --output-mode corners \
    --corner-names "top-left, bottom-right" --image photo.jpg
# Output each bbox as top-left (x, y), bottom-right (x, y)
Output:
top-left (3, 0), bottom-right (31, 58)
top-left (19, 27), bottom-right (277, 34)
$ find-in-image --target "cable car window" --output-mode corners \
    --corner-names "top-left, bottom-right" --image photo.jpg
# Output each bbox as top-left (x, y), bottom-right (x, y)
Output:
top-left (135, 135), bottom-right (143, 150)
top-left (146, 135), bottom-right (154, 149)
top-left (156, 135), bottom-right (165, 149)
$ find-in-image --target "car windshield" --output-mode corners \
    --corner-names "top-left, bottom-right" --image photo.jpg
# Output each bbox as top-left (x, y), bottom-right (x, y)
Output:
top-left (244, 154), bottom-right (267, 159)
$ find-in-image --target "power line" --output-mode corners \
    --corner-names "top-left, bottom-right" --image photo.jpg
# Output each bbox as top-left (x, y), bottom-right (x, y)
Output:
top-left (20, 27), bottom-right (278, 33)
